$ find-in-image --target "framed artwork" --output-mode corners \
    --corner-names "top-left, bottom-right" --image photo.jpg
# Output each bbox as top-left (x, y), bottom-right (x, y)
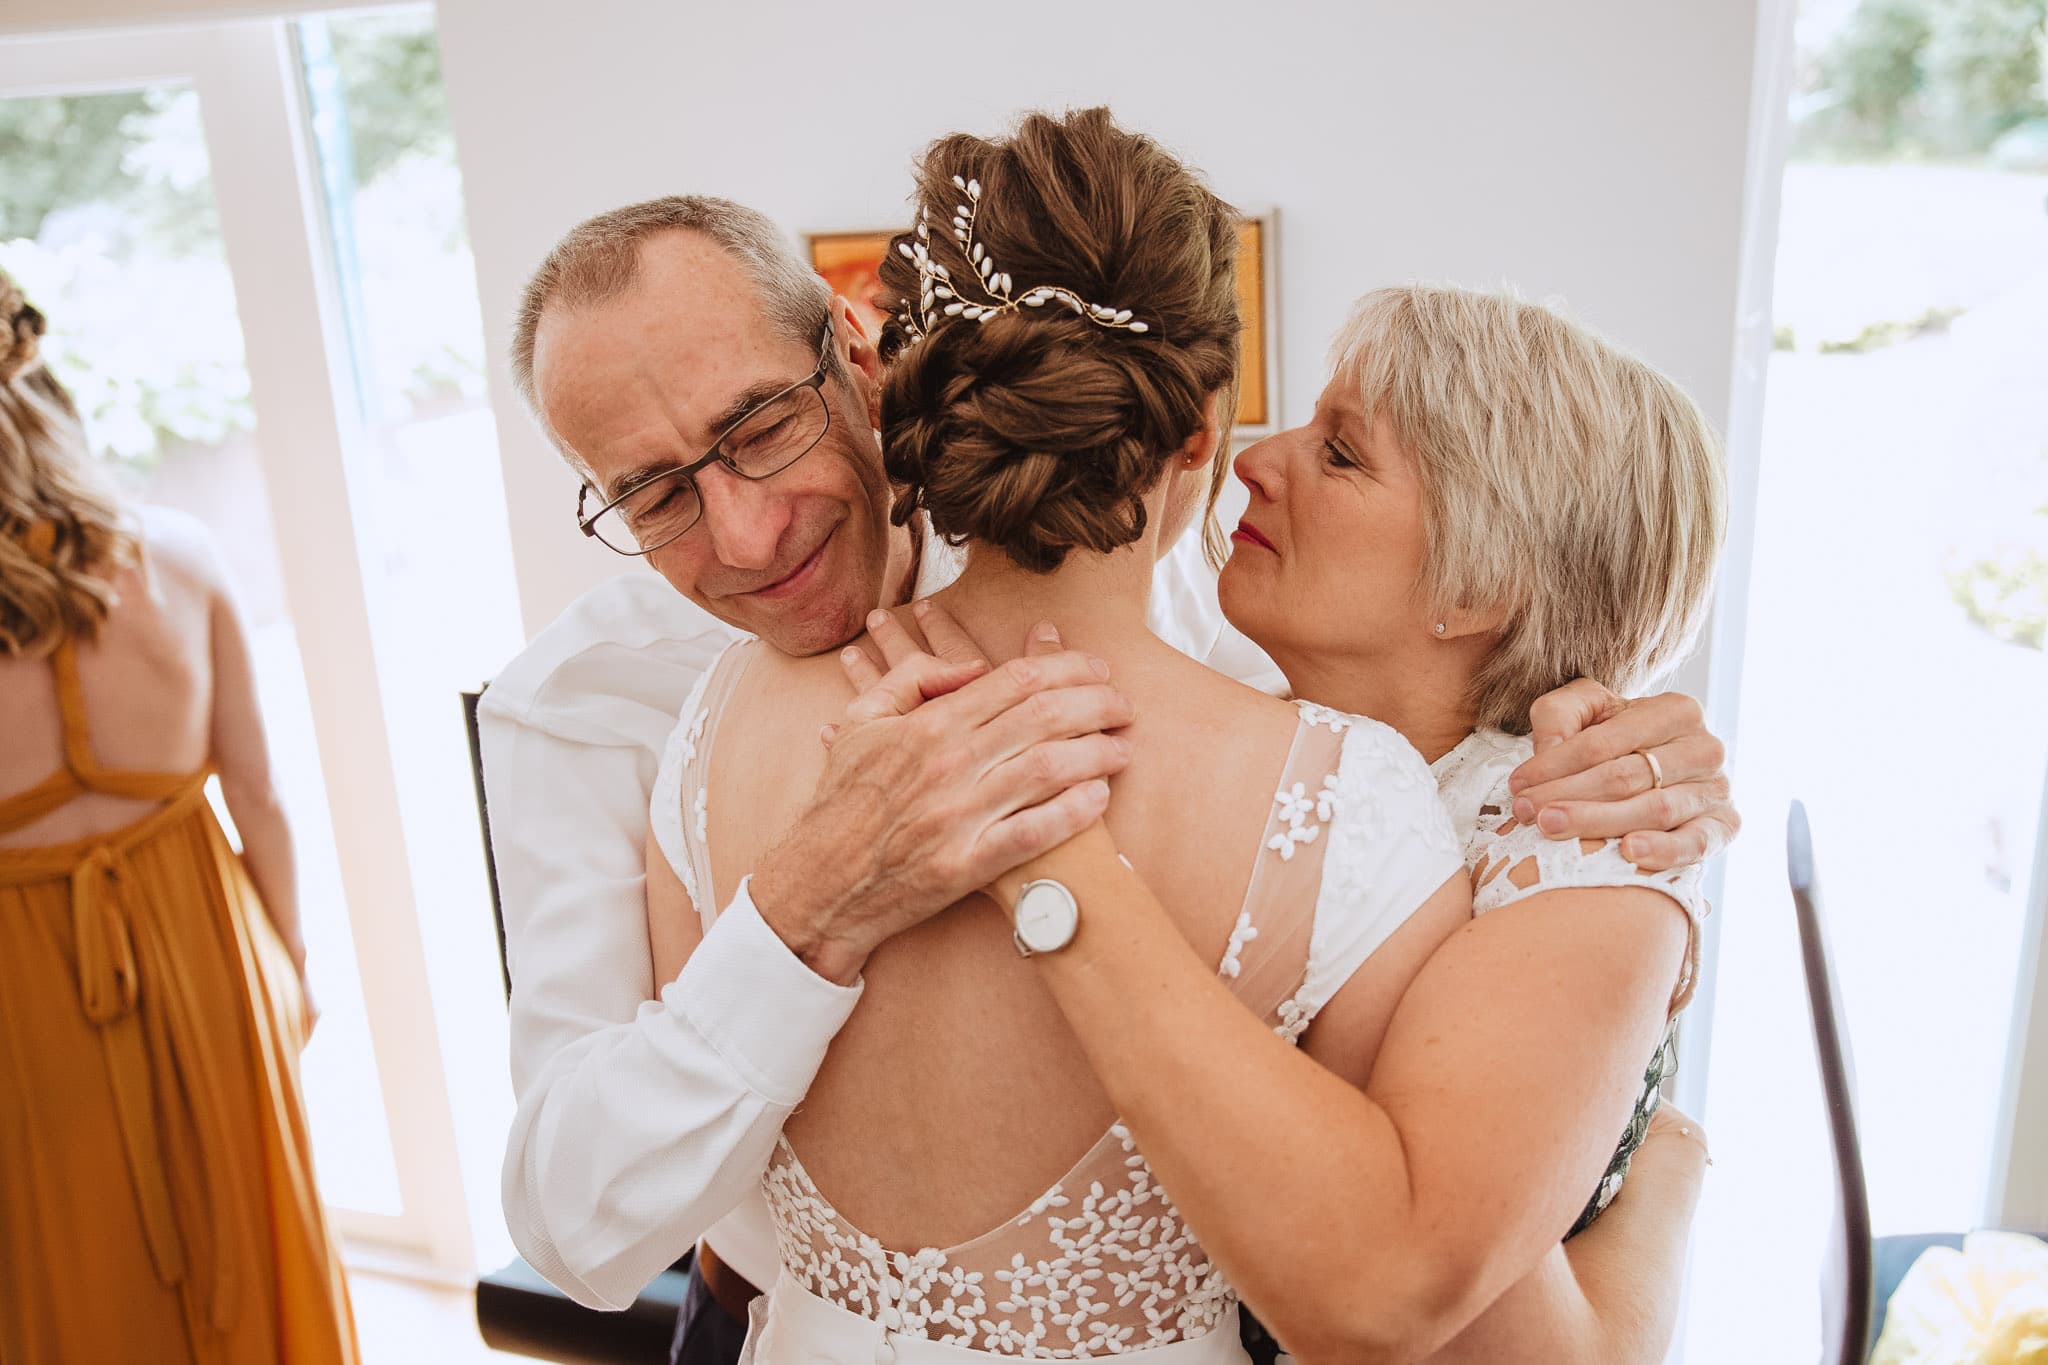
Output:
top-left (1230, 211), bottom-right (1278, 437)
top-left (807, 229), bottom-right (899, 341)
top-left (806, 209), bottom-right (1278, 437)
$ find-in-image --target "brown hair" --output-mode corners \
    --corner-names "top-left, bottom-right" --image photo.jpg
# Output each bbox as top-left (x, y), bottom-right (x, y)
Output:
top-left (0, 268), bottom-right (139, 658)
top-left (876, 108), bottom-right (1241, 573)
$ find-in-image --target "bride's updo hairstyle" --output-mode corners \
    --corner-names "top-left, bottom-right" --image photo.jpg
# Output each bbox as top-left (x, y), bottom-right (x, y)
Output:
top-left (876, 108), bottom-right (1241, 573)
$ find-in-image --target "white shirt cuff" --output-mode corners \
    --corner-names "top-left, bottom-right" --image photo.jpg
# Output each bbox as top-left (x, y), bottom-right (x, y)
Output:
top-left (668, 875), bottom-right (863, 1107)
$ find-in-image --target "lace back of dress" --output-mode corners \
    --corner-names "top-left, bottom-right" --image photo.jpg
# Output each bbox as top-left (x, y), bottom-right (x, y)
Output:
top-left (755, 711), bottom-right (1351, 1358)
top-left (662, 638), bottom-right (757, 928)
top-left (1214, 710), bottom-right (1350, 1040)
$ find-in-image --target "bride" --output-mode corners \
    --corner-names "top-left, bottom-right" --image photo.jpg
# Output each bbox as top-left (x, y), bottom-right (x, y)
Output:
top-left (644, 109), bottom-right (1474, 1361)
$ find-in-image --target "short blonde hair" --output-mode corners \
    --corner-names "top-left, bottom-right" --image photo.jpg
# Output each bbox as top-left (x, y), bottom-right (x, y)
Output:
top-left (1332, 285), bottom-right (1726, 734)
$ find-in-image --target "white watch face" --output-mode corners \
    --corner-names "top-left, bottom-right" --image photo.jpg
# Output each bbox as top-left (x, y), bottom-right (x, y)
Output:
top-left (1014, 880), bottom-right (1079, 955)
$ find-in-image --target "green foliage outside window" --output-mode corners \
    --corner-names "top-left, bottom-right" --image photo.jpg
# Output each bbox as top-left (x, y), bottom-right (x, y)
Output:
top-left (0, 10), bottom-right (474, 467)
top-left (1801, 0), bottom-right (2048, 159)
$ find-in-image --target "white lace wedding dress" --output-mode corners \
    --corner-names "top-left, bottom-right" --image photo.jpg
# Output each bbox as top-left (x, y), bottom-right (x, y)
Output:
top-left (651, 641), bottom-right (1463, 1363)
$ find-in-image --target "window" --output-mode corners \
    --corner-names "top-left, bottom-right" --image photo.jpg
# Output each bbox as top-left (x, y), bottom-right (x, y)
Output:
top-left (1684, 0), bottom-right (2048, 1354)
top-left (0, 12), bottom-right (522, 1274)
top-left (0, 80), bottom-right (404, 1217)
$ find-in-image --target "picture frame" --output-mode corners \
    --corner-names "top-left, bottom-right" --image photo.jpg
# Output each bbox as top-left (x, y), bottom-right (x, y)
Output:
top-left (805, 208), bottom-right (1279, 441)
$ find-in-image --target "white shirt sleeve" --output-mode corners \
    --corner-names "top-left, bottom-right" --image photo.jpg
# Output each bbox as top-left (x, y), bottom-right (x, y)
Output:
top-left (484, 576), bottom-right (856, 1309)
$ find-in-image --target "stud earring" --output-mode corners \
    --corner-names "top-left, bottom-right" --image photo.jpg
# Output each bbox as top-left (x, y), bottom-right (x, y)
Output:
top-left (1433, 622), bottom-right (1447, 636)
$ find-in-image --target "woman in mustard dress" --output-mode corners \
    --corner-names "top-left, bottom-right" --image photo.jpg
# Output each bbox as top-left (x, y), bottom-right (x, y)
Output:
top-left (0, 271), bottom-right (358, 1362)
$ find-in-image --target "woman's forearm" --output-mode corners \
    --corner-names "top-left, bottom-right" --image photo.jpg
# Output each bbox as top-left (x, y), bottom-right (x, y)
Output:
top-left (993, 825), bottom-right (1683, 1365)
top-left (1422, 1117), bottom-right (1708, 1364)
top-left (994, 830), bottom-right (1484, 1364)
top-left (1552, 1115), bottom-right (1708, 1360)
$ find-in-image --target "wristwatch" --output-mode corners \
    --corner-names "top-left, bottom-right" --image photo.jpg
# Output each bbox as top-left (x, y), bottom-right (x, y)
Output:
top-left (1011, 878), bottom-right (1080, 957)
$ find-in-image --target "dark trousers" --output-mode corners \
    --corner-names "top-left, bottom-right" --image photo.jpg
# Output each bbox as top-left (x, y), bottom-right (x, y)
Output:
top-left (668, 1254), bottom-right (749, 1365)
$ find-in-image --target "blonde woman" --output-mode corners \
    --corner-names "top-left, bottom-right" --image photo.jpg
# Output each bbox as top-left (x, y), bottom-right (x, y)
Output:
top-left (843, 284), bottom-right (1728, 1362)
top-left (0, 271), bottom-right (358, 1364)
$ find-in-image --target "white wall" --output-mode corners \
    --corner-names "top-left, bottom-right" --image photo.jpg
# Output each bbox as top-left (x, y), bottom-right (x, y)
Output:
top-left (433, 0), bottom-right (1768, 641)
top-left (0, 0), bottom-right (336, 38)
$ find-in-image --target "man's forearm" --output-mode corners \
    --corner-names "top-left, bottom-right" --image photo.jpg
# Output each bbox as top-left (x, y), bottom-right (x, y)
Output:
top-left (504, 1015), bottom-right (787, 1308)
top-left (504, 888), bottom-right (859, 1309)
top-left (749, 825), bottom-right (886, 986)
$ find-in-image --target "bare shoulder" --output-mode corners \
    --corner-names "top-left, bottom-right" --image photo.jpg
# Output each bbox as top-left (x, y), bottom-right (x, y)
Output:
top-left (730, 634), bottom-right (854, 718)
top-left (1140, 629), bottom-right (1295, 710)
top-left (136, 505), bottom-right (228, 601)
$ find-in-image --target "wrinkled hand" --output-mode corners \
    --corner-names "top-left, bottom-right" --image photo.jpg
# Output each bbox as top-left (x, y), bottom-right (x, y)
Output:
top-left (1508, 679), bottom-right (1739, 872)
top-left (749, 607), bottom-right (1131, 984)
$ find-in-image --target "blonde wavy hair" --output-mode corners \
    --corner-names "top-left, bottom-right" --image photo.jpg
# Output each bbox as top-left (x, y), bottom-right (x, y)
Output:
top-left (0, 267), bottom-right (138, 658)
top-left (1332, 285), bottom-right (1727, 734)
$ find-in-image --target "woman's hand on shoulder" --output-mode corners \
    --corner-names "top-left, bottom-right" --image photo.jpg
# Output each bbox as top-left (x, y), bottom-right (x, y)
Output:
top-left (1507, 679), bottom-right (1738, 873)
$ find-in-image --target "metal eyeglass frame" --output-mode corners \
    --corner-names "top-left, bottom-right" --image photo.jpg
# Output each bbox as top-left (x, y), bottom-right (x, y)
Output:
top-left (574, 319), bottom-right (836, 556)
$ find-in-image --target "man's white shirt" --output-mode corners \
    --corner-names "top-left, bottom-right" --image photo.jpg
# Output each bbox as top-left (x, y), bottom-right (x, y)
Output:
top-left (483, 528), bottom-right (1280, 1309)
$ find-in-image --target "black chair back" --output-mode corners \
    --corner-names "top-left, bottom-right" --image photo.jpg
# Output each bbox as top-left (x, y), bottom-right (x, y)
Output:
top-left (460, 688), bottom-right (512, 1001)
top-left (1788, 799), bottom-right (1874, 1365)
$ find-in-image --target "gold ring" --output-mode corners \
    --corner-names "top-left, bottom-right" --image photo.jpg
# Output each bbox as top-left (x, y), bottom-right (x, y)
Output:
top-left (1638, 748), bottom-right (1666, 790)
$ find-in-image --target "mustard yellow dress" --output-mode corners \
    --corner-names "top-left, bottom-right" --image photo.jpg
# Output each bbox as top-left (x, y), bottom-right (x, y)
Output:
top-left (0, 635), bottom-right (359, 1364)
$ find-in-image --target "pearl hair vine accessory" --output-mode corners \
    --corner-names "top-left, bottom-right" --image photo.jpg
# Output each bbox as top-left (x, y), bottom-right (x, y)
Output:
top-left (894, 173), bottom-right (1152, 345)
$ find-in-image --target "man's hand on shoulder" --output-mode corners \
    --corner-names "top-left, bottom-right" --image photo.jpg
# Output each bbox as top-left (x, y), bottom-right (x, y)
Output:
top-left (749, 606), bottom-right (1132, 985)
top-left (1508, 678), bottom-right (1739, 872)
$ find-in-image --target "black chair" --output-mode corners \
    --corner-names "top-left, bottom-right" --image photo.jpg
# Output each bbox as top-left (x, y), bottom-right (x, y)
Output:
top-left (462, 687), bottom-right (694, 1363)
top-left (1788, 799), bottom-right (1874, 1365)
top-left (461, 688), bottom-right (512, 1001)
top-left (1789, 802), bottom-right (2048, 1358)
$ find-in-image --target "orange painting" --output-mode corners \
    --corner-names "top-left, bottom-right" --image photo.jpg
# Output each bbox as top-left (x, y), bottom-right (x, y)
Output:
top-left (808, 230), bottom-right (898, 340)
top-left (808, 214), bottom-right (1272, 430)
top-left (1231, 217), bottom-right (1268, 429)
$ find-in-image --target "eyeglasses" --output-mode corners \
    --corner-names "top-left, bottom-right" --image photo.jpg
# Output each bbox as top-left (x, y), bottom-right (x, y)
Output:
top-left (576, 321), bottom-right (836, 556)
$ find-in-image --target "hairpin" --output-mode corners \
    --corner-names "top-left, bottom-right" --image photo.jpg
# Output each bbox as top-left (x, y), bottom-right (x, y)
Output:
top-left (896, 175), bottom-right (1151, 345)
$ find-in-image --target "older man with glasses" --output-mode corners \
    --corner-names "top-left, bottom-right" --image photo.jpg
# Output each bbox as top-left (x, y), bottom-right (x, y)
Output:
top-left (480, 195), bottom-right (1735, 1365)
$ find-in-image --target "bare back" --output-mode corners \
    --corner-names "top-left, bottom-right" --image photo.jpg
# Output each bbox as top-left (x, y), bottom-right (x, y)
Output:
top-left (0, 508), bottom-right (216, 848)
top-left (701, 601), bottom-right (1303, 1250)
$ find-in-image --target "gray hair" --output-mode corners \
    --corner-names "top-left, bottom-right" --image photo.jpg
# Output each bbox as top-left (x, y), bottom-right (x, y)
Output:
top-left (1332, 285), bottom-right (1727, 734)
top-left (508, 194), bottom-right (832, 414)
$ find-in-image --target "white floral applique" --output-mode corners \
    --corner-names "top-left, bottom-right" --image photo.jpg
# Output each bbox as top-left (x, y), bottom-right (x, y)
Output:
top-left (1293, 699), bottom-right (1354, 734)
top-left (650, 661), bottom-right (723, 906)
top-left (1267, 774), bottom-right (1342, 861)
top-left (762, 1120), bottom-right (1235, 1357)
top-left (1273, 994), bottom-right (1312, 1045)
top-left (1217, 912), bottom-right (1259, 979)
